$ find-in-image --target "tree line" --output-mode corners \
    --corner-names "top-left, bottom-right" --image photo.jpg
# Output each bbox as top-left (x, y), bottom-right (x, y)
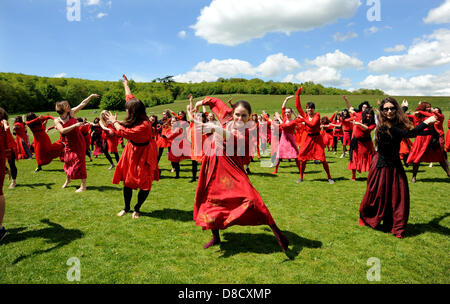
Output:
top-left (0, 72), bottom-right (384, 114)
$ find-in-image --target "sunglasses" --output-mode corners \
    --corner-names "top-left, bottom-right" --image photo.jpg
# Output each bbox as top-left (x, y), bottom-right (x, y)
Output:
top-left (382, 106), bottom-right (396, 112)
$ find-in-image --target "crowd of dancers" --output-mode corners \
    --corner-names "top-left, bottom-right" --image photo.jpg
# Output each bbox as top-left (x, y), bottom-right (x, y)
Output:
top-left (0, 74), bottom-right (449, 248)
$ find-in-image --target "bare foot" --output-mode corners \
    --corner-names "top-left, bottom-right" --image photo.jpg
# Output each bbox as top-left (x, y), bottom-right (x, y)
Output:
top-left (117, 210), bottom-right (127, 217)
top-left (8, 181), bottom-right (16, 189)
top-left (62, 179), bottom-right (71, 188)
top-left (132, 211), bottom-right (140, 219)
top-left (75, 187), bottom-right (86, 193)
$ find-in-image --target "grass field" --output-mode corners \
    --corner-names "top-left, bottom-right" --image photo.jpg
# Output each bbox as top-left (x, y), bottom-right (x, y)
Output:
top-left (0, 95), bottom-right (449, 284)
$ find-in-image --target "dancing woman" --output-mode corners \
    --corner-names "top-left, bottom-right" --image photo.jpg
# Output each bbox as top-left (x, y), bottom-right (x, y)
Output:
top-left (54, 94), bottom-right (100, 192)
top-left (0, 109), bottom-right (8, 243)
top-left (295, 87), bottom-right (334, 184)
top-left (109, 75), bottom-right (159, 219)
top-left (13, 116), bottom-right (32, 159)
top-left (272, 95), bottom-right (301, 175)
top-left (359, 97), bottom-right (437, 238)
top-left (25, 113), bottom-right (64, 172)
top-left (192, 96), bottom-right (289, 251)
top-left (99, 111), bottom-right (120, 170)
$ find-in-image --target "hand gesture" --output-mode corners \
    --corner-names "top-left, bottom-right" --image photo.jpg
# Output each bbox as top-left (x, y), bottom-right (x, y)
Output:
top-left (424, 115), bottom-right (437, 125)
top-left (401, 99), bottom-right (408, 108)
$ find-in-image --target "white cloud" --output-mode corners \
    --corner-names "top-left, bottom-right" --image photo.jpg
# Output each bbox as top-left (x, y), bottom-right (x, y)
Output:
top-left (53, 73), bottom-right (67, 78)
top-left (97, 12), bottom-right (107, 19)
top-left (86, 0), bottom-right (101, 6)
top-left (333, 31), bottom-right (358, 42)
top-left (364, 26), bottom-right (379, 34)
top-left (306, 49), bottom-right (363, 69)
top-left (282, 74), bottom-right (296, 83)
top-left (255, 53), bottom-right (301, 77)
top-left (368, 28), bottom-right (450, 73)
top-left (384, 45), bottom-right (406, 53)
top-left (174, 53), bottom-right (300, 83)
top-left (178, 30), bottom-right (187, 39)
top-left (360, 72), bottom-right (450, 96)
top-left (295, 66), bottom-right (352, 87)
top-left (192, 0), bottom-right (361, 46)
top-left (424, 0), bottom-right (450, 24)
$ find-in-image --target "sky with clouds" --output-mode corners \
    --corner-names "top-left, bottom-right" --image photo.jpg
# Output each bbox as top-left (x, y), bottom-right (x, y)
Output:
top-left (0, 0), bottom-right (449, 96)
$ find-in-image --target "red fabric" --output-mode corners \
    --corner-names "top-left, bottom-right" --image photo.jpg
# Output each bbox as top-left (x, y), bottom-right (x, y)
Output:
top-left (446, 119), bottom-right (450, 152)
top-left (79, 124), bottom-right (91, 153)
top-left (91, 125), bottom-right (103, 156)
top-left (14, 122), bottom-right (31, 159)
top-left (406, 132), bottom-right (445, 164)
top-left (399, 138), bottom-right (413, 159)
top-left (189, 121), bottom-right (208, 162)
top-left (5, 128), bottom-right (18, 160)
top-left (194, 97), bottom-right (276, 230)
top-left (433, 111), bottom-right (444, 137)
top-left (61, 118), bottom-right (87, 180)
top-left (0, 127), bottom-right (6, 195)
top-left (156, 122), bottom-right (172, 148)
top-left (103, 124), bottom-right (118, 153)
top-left (26, 116), bottom-right (64, 166)
top-left (113, 120), bottom-right (159, 191)
top-left (321, 126), bottom-right (334, 147)
top-left (167, 121), bottom-right (191, 163)
top-left (359, 154), bottom-right (410, 237)
top-left (347, 124), bottom-right (376, 172)
top-left (270, 121), bottom-right (280, 157)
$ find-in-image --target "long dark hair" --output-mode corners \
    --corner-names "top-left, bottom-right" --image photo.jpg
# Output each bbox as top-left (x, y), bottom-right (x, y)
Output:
top-left (25, 112), bottom-right (41, 127)
top-left (121, 98), bottom-right (148, 128)
top-left (14, 116), bottom-right (23, 124)
top-left (0, 108), bottom-right (8, 121)
top-left (362, 108), bottom-right (375, 126)
top-left (375, 97), bottom-right (412, 146)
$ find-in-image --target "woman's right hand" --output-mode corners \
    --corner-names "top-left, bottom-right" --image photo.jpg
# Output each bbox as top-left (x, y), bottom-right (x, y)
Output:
top-left (424, 115), bottom-right (437, 125)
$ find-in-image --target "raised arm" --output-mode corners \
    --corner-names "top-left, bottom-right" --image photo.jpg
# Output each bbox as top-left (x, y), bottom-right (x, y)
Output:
top-left (195, 96), bottom-right (233, 124)
top-left (72, 94), bottom-right (100, 115)
top-left (342, 95), bottom-right (351, 110)
top-left (295, 87), bottom-right (306, 117)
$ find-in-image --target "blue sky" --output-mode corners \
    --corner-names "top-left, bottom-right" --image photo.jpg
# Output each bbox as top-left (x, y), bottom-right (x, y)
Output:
top-left (1, 0), bottom-right (449, 95)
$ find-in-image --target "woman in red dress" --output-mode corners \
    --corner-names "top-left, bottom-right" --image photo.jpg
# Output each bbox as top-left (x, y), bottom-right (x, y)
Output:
top-left (100, 111), bottom-right (120, 170)
top-left (165, 115), bottom-right (191, 178)
top-left (446, 118), bottom-right (450, 152)
top-left (192, 96), bottom-right (289, 251)
top-left (4, 119), bottom-right (19, 189)
top-left (107, 75), bottom-right (159, 219)
top-left (359, 98), bottom-right (437, 238)
top-left (406, 102), bottom-right (450, 182)
top-left (156, 110), bottom-right (172, 163)
top-left (347, 108), bottom-right (376, 180)
top-left (54, 94), bottom-right (100, 192)
top-left (272, 95), bottom-right (301, 174)
top-left (295, 87), bottom-right (334, 184)
top-left (0, 109), bottom-right (8, 243)
top-left (90, 118), bottom-right (104, 158)
top-left (320, 116), bottom-right (334, 152)
top-left (25, 113), bottom-right (65, 172)
top-left (13, 116), bottom-right (32, 159)
top-left (77, 117), bottom-right (93, 162)
top-left (330, 112), bottom-right (343, 154)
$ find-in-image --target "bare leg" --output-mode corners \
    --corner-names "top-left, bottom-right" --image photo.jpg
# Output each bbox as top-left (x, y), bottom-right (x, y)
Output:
top-left (62, 177), bottom-right (71, 188)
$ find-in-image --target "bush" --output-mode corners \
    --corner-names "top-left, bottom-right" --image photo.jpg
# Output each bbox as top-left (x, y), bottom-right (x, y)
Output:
top-left (100, 90), bottom-right (125, 110)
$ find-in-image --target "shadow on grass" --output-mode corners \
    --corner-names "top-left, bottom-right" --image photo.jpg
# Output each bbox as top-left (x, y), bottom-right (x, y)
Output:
top-left (1, 219), bottom-right (84, 265)
top-left (15, 183), bottom-right (55, 189)
top-left (410, 178), bottom-right (450, 183)
top-left (248, 172), bottom-right (278, 178)
top-left (66, 185), bottom-right (121, 191)
top-left (309, 176), bottom-right (348, 182)
top-left (217, 230), bottom-right (322, 261)
top-left (406, 213), bottom-right (450, 238)
top-left (140, 208), bottom-right (192, 222)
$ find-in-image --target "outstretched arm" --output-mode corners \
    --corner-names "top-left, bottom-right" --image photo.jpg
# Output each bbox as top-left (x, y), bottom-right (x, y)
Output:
top-left (54, 118), bottom-right (85, 135)
top-left (72, 94), bottom-right (100, 115)
top-left (342, 95), bottom-right (351, 110)
top-left (295, 87), bottom-right (305, 117)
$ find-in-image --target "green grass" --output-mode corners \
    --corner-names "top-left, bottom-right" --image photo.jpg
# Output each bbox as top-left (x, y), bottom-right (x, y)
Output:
top-left (0, 94), bottom-right (449, 284)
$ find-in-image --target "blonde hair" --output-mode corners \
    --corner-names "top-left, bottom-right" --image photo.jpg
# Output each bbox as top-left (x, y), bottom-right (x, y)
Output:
top-left (100, 110), bottom-right (109, 125)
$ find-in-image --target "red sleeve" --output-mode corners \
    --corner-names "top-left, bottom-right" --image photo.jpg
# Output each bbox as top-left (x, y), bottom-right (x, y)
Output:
top-left (417, 111), bottom-right (433, 117)
top-left (295, 87), bottom-right (306, 117)
top-left (126, 94), bottom-right (135, 103)
top-left (330, 113), bottom-right (336, 122)
top-left (434, 111), bottom-right (444, 122)
top-left (202, 97), bottom-right (233, 125)
top-left (116, 122), bottom-right (151, 142)
top-left (170, 111), bottom-right (182, 120)
top-left (165, 127), bottom-right (183, 141)
top-left (302, 113), bottom-right (320, 128)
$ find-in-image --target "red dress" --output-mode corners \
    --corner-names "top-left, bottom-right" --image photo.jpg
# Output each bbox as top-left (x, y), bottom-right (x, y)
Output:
top-left (446, 119), bottom-right (450, 152)
top-left (156, 122), bottom-right (171, 148)
top-left (347, 123), bottom-right (376, 172)
top-left (406, 112), bottom-right (445, 164)
top-left (0, 126), bottom-right (6, 195)
top-left (189, 121), bottom-right (208, 163)
top-left (14, 122), bottom-right (31, 159)
top-left (61, 118), bottom-right (87, 180)
top-left (342, 116), bottom-right (354, 146)
top-left (194, 97), bottom-right (276, 230)
top-left (79, 124), bottom-right (91, 153)
top-left (103, 124), bottom-right (119, 153)
top-left (112, 94), bottom-right (159, 191)
top-left (167, 120), bottom-right (191, 163)
top-left (26, 116), bottom-right (64, 166)
top-left (321, 125), bottom-right (334, 148)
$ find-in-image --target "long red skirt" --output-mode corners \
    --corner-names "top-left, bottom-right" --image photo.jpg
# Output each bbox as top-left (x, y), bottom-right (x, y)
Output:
top-left (359, 154), bottom-right (410, 236)
top-left (406, 134), bottom-right (445, 163)
top-left (348, 140), bottom-right (375, 172)
top-left (62, 118), bottom-right (87, 180)
top-left (194, 153), bottom-right (276, 230)
top-left (446, 130), bottom-right (450, 152)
